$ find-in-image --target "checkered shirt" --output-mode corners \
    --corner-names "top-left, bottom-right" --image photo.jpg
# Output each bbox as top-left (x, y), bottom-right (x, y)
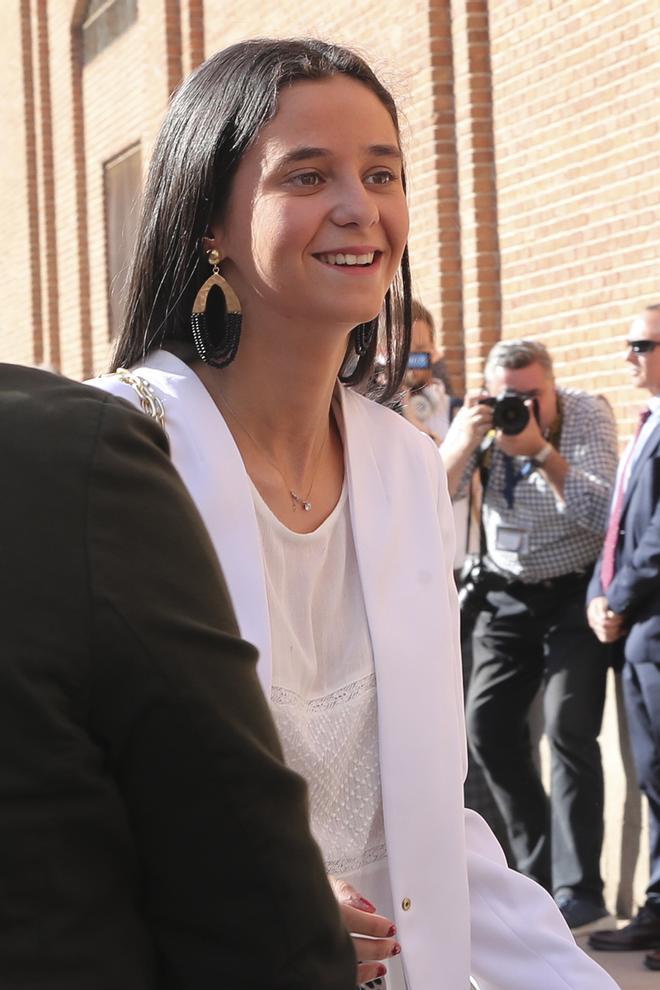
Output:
top-left (458, 389), bottom-right (618, 583)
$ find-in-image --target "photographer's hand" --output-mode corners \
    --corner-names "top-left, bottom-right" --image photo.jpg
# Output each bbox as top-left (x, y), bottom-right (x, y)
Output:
top-left (459, 392), bottom-right (495, 445)
top-left (440, 393), bottom-right (493, 497)
top-left (496, 399), bottom-right (570, 499)
top-left (495, 399), bottom-right (545, 458)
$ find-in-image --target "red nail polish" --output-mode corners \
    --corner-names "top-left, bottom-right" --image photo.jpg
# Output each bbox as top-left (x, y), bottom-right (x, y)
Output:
top-left (387, 924), bottom-right (397, 937)
top-left (354, 896), bottom-right (376, 912)
top-left (391, 943), bottom-right (401, 956)
top-left (377, 964), bottom-right (387, 977)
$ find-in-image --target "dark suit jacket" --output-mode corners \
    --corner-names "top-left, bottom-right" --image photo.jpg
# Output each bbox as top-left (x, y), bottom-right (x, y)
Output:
top-left (0, 364), bottom-right (354, 990)
top-left (588, 415), bottom-right (660, 665)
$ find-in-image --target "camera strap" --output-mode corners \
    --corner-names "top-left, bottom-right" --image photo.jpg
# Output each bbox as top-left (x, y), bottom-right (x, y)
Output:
top-left (466, 440), bottom-right (493, 565)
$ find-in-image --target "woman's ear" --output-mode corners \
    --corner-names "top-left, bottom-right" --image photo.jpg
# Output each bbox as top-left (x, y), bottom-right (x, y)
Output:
top-left (201, 220), bottom-right (226, 257)
top-left (201, 234), bottom-right (218, 256)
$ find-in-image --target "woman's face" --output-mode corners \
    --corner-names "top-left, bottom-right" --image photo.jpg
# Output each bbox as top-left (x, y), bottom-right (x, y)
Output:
top-left (211, 75), bottom-right (409, 333)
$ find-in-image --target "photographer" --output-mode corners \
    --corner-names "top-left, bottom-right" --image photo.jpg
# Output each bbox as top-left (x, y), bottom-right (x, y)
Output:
top-left (401, 302), bottom-right (474, 578)
top-left (401, 300), bottom-right (457, 445)
top-left (441, 339), bottom-right (618, 934)
top-left (401, 304), bottom-right (513, 847)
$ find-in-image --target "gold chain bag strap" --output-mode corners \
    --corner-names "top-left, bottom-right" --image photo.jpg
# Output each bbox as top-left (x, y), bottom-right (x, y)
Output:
top-left (114, 368), bottom-right (166, 431)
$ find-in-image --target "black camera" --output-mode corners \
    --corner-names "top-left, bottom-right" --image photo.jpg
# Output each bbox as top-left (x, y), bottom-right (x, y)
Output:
top-left (479, 391), bottom-right (540, 436)
top-left (458, 555), bottom-right (510, 619)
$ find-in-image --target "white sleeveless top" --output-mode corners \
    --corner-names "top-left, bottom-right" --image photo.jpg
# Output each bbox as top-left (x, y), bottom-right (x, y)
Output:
top-left (251, 478), bottom-right (405, 990)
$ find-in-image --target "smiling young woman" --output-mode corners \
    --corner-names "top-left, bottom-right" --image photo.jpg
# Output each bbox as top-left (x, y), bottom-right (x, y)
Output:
top-left (88, 38), bottom-right (618, 990)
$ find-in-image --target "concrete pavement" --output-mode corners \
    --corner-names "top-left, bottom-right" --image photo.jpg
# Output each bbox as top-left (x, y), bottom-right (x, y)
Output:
top-left (578, 933), bottom-right (658, 989)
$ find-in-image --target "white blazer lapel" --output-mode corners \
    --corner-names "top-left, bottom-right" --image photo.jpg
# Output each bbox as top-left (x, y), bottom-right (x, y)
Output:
top-left (339, 387), bottom-right (470, 988)
top-left (142, 352), bottom-right (273, 693)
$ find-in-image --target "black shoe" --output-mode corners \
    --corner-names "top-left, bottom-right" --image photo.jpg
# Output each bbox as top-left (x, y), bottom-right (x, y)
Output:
top-left (645, 950), bottom-right (660, 971)
top-left (588, 905), bottom-right (660, 951)
top-left (556, 896), bottom-right (615, 934)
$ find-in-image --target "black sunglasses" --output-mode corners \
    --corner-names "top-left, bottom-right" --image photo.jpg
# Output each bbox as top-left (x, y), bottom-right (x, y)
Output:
top-left (627, 340), bottom-right (660, 354)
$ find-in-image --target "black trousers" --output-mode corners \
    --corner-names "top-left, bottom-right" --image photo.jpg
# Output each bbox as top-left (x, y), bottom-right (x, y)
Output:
top-left (465, 572), bottom-right (608, 899)
top-left (460, 608), bottom-right (512, 859)
top-left (622, 661), bottom-right (660, 909)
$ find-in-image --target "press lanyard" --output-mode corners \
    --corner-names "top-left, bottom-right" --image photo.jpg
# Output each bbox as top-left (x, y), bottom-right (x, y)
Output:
top-left (502, 456), bottom-right (534, 509)
top-left (499, 396), bottom-right (563, 509)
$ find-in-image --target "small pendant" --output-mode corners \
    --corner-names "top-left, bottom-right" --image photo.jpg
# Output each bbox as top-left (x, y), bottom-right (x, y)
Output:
top-left (290, 490), bottom-right (312, 513)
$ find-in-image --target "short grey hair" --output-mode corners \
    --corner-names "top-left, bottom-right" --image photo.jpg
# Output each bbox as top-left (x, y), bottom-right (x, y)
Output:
top-left (485, 339), bottom-right (554, 381)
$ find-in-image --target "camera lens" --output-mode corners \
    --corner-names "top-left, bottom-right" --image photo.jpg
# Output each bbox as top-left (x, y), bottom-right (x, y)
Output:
top-left (492, 394), bottom-right (530, 435)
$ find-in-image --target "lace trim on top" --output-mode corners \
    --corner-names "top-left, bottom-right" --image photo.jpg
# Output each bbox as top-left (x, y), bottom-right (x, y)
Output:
top-left (271, 672), bottom-right (387, 877)
top-left (272, 671), bottom-right (377, 712)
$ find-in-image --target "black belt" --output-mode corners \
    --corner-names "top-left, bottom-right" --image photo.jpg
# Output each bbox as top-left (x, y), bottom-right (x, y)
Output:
top-left (483, 562), bottom-right (591, 596)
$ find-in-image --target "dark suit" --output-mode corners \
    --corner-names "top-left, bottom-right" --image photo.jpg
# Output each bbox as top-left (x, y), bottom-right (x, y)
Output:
top-left (0, 364), bottom-right (355, 989)
top-left (588, 413), bottom-right (660, 910)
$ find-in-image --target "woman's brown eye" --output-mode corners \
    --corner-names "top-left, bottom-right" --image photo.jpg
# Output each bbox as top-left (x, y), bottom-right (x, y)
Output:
top-left (366, 171), bottom-right (395, 185)
top-left (293, 172), bottom-right (321, 186)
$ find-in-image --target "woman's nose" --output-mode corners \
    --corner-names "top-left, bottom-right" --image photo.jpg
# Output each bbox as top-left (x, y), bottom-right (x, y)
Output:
top-left (330, 180), bottom-right (379, 228)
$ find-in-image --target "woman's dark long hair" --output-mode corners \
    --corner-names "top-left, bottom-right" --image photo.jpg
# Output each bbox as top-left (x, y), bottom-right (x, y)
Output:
top-left (111, 38), bottom-right (412, 401)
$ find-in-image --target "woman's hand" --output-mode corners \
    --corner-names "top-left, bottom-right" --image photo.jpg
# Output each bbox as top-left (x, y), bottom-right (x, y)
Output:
top-left (329, 877), bottom-right (400, 985)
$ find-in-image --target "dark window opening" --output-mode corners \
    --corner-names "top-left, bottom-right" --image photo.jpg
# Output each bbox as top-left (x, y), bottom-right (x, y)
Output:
top-left (82, 0), bottom-right (137, 64)
top-left (104, 144), bottom-right (141, 339)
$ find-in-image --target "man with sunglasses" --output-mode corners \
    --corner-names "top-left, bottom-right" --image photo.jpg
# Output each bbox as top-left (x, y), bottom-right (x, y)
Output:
top-left (587, 305), bottom-right (660, 969)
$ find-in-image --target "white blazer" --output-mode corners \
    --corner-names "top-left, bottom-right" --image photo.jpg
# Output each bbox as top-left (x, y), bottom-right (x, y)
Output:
top-left (90, 350), bottom-right (618, 990)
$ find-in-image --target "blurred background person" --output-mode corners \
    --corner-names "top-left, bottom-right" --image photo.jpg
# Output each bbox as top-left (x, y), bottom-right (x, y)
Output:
top-left (401, 300), bottom-right (467, 571)
top-left (0, 363), bottom-right (355, 990)
top-left (398, 302), bottom-right (509, 851)
top-left (586, 304), bottom-right (660, 969)
top-left (401, 299), bottom-right (457, 445)
top-left (441, 339), bottom-right (618, 934)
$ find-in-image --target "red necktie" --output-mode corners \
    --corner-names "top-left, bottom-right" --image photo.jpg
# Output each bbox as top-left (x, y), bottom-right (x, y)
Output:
top-left (601, 408), bottom-right (651, 591)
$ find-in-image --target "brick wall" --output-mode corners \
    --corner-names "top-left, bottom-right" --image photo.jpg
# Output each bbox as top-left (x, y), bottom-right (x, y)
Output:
top-left (488, 0), bottom-right (660, 436)
top-left (79, 3), bottom-right (171, 377)
top-left (3, 0), bottom-right (659, 421)
top-left (452, 0), bottom-right (500, 392)
top-left (2, 0), bottom-right (451, 382)
top-left (0, 2), bottom-right (34, 368)
top-left (5, 1), bottom-right (175, 380)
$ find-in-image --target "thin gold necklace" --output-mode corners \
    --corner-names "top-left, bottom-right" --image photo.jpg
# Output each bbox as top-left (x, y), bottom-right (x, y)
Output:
top-left (217, 392), bottom-right (329, 513)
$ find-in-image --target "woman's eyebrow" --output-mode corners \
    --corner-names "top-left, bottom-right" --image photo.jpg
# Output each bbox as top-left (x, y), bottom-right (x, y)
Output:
top-left (274, 146), bottom-right (331, 168)
top-left (272, 143), bottom-right (402, 169)
top-left (368, 144), bottom-right (402, 159)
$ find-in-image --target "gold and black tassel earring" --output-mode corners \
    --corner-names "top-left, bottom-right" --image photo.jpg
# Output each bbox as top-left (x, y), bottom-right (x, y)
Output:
top-left (191, 248), bottom-right (242, 368)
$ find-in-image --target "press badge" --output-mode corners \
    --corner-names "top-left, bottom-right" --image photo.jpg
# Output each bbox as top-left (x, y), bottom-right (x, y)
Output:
top-left (495, 524), bottom-right (530, 554)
